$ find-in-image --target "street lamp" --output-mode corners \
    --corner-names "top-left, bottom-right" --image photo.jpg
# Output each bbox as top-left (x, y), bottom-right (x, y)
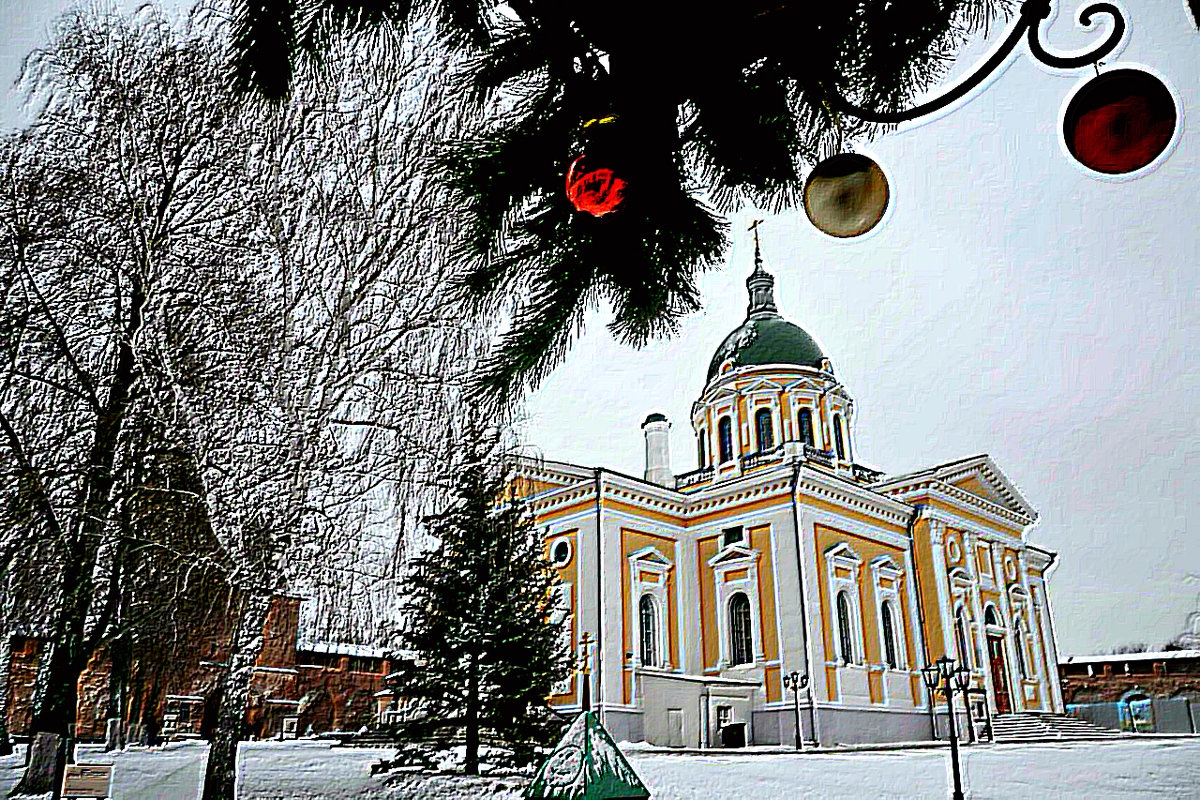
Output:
top-left (782, 671), bottom-right (810, 752)
top-left (921, 656), bottom-right (965, 800)
top-left (950, 664), bottom-right (976, 745)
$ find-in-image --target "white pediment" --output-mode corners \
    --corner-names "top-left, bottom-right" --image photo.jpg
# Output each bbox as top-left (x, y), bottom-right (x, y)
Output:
top-left (941, 456), bottom-right (1037, 520)
top-left (707, 544), bottom-right (755, 567)
top-left (630, 546), bottom-right (672, 568)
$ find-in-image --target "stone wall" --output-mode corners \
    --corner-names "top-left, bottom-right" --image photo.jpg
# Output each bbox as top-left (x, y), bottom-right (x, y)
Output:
top-left (1060, 655), bottom-right (1200, 704)
top-left (5, 596), bottom-right (389, 740)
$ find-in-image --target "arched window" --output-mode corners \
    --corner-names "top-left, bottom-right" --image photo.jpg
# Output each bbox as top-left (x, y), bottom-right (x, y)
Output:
top-left (881, 600), bottom-right (898, 669)
top-left (798, 408), bottom-right (815, 447)
top-left (718, 417), bottom-right (733, 463)
top-left (1014, 620), bottom-right (1029, 679)
top-left (728, 593), bottom-right (753, 666)
top-left (754, 408), bottom-right (773, 452)
top-left (984, 606), bottom-right (1000, 628)
top-left (836, 591), bottom-right (855, 664)
top-left (639, 594), bottom-right (658, 667)
top-left (955, 608), bottom-right (971, 668)
top-left (698, 435), bottom-right (707, 468)
top-left (833, 414), bottom-right (846, 460)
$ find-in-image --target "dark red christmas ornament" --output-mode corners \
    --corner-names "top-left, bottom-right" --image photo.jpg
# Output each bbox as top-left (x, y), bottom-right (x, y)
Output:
top-left (565, 154), bottom-right (628, 217)
top-left (1063, 68), bottom-right (1177, 175)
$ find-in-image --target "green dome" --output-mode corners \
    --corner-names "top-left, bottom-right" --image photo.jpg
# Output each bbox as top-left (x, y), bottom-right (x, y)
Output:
top-left (707, 314), bottom-right (827, 382)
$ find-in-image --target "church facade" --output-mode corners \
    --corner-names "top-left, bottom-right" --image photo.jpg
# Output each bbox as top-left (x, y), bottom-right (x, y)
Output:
top-left (516, 250), bottom-right (1065, 747)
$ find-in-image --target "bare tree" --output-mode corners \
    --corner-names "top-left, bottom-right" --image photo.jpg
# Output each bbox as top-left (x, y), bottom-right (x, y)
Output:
top-left (1, 6), bottom-right (485, 797)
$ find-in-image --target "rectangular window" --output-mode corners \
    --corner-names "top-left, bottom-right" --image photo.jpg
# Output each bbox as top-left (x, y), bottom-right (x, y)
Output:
top-left (722, 526), bottom-right (745, 548)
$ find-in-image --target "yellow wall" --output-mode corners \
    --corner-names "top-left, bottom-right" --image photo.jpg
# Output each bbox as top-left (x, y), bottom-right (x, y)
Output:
top-left (546, 529), bottom-right (578, 705)
top-left (814, 524), bottom-right (916, 703)
top-left (620, 528), bottom-right (679, 705)
top-left (697, 535), bottom-right (720, 670)
top-left (912, 518), bottom-right (948, 664)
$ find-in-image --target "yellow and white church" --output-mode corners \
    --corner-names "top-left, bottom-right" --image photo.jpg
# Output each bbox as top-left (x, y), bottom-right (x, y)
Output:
top-left (516, 246), bottom-right (1065, 747)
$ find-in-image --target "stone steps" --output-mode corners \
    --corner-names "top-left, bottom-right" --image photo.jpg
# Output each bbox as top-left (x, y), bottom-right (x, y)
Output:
top-left (991, 712), bottom-right (1121, 742)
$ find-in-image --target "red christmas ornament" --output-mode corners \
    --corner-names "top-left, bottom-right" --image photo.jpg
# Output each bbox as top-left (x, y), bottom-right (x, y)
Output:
top-left (565, 154), bottom-right (628, 217)
top-left (1063, 68), bottom-right (1177, 175)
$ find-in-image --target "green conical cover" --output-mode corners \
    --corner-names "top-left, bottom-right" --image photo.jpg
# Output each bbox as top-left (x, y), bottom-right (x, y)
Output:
top-left (524, 712), bottom-right (650, 800)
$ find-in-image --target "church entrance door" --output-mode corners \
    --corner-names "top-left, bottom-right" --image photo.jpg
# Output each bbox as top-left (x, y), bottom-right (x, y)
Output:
top-left (988, 634), bottom-right (1012, 715)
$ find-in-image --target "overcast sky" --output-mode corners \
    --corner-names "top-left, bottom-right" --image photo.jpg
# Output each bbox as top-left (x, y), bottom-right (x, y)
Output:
top-left (3, 0), bottom-right (1197, 657)
top-left (521, 0), bottom-right (1200, 657)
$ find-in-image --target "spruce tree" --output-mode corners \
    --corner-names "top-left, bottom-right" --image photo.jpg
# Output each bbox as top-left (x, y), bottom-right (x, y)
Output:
top-left (392, 426), bottom-right (569, 774)
top-left (224, 0), bottom-right (1012, 400)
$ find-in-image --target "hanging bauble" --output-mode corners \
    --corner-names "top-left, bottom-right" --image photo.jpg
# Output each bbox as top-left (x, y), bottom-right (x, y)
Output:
top-left (565, 154), bottom-right (628, 217)
top-left (1062, 68), bottom-right (1178, 175)
top-left (565, 115), bottom-right (629, 217)
top-left (803, 152), bottom-right (889, 238)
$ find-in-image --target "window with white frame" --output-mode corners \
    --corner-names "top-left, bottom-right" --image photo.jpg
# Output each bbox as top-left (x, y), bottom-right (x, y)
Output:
top-left (798, 407), bottom-right (815, 447)
top-left (728, 593), bottom-right (753, 666)
top-left (984, 605), bottom-right (1001, 629)
top-left (718, 416), bottom-right (734, 463)
top-left (754, 408), bottom-right (774, 451)
top-left (627, 546), bottom-right (673, 670)
top-left (955, 606), bottom-right (972, 669)
top-left (832, 413), bottom-right (847, 460)
top-left (881, 600), bottom-right (899, 669)
top-left (871, 555), bottom-right (907, 670)
top-left (708, 541), bottom-right (764, 669)
top-left (639, 594), bottom-right (659, 667)
top-left (1014, 618), bottom-right (1030, 679)
top-left (722, 525), bottom-right (746, 549)
top-left (836, 591), bottom-right (856, 664)
top-left (825, 542), bottom-right (863, 666)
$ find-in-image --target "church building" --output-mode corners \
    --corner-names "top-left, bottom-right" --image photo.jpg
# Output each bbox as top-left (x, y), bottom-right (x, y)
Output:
top-left (516, 243), bottom-right (1065, 747)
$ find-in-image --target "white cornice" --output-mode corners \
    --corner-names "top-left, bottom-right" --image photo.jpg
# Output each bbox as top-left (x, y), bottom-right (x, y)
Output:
top-left (883, 479), bottom-right (1032, 531)
top-left (798, 466), bottom-right (913, 526)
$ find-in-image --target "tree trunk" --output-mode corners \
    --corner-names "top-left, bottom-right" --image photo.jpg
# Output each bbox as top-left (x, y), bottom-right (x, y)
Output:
top-left (0, 633), bottom-right (12, 756)
top-left (464, 651), bottom-right (479, 775)
top-left (27, 277), bottom-right (145, 740)
top-left (200, 590), bottom-right (272, 800)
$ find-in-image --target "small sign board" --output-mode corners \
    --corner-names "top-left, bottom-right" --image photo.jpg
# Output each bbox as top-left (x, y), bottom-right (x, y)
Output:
top-left (62, 764), bottom-right (113, 799)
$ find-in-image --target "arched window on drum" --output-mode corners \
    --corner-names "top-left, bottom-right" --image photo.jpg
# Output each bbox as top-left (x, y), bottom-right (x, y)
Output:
top-left (798, 408), bottom-right (815, 448)
top-left (833, 413), bottom-right (847, 460)
top-left (754, 408), bottom-right (774, 452)
top-left (718, 416), bottom-right (734, 463)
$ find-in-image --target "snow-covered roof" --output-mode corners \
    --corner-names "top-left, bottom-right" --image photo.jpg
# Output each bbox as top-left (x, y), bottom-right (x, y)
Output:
top-left (296, 641), bottom-right (389, 660)
top-left (1060, 649), bottom-right (1200, 664)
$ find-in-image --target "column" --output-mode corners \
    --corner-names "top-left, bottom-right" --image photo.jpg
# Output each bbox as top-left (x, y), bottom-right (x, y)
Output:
top-left (927, 518), bottom-right (957, 658)
top-left (1017, 550), bottom-right (1048, 709)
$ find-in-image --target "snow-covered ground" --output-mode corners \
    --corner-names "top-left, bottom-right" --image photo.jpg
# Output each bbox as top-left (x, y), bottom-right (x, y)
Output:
top-left (3, 737), bottom-right (1199, 799)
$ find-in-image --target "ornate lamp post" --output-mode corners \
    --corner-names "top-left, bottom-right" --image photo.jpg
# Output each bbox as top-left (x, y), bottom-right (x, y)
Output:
top-left (922, 656), bottom-right (966, 800)
top-left (951, 664), bottom-right (976, 745)
top-left (782, 671), bottom-right (810, 751)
